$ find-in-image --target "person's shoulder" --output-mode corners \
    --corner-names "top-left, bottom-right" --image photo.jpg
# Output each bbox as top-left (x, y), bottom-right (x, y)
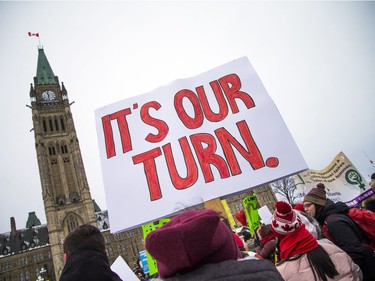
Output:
top-left (204, 259), bottom-right (284, 280)
top-left (163, 259), bottom-right (284, 281)
top-left (319, 241), bottom-right (356, 267)
top-left (234, 259), bottom-right (285, 280)
top-left (326, 212), bottom-right (351, 225)
top-left (236, 258), bottom-right (282, 274)
top-left (319, 241), bottom-right (342, 252)
top-left (317, 238), bottom-right (334, 245)
top-left (276, 254), bottom-right (314, 280)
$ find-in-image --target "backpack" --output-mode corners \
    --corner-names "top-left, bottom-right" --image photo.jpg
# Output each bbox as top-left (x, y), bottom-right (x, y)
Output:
top-left (348, 208), bottom-right (375, 245)
top-left (322, 208), bottom-right (375, 251)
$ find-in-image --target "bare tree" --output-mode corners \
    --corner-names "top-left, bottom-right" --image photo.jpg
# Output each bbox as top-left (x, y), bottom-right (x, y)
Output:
top-left (271, 176), bottom-right (298, 204)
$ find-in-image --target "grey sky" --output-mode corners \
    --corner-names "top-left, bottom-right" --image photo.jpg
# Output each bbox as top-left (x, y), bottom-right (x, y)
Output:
top-left (0, 1), bottom-right (374, 233)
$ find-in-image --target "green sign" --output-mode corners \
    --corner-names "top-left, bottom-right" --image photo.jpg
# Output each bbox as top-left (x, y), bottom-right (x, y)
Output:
top-left (243, 194), bottom-right (260, 236)
top-left (141, 218), bottom-right (170, 276)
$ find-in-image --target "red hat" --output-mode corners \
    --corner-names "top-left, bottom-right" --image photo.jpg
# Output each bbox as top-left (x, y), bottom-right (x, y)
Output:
top-left (235, 209), bottom-right (247, 226)
top-left (233, 232), bottom-right (244, 248)
top-left (145, 209), bottom-right (241, 279)
top-left (293, 203), bottom-right (305, 212)
top-left (271, 201), bottom-right (302, 240)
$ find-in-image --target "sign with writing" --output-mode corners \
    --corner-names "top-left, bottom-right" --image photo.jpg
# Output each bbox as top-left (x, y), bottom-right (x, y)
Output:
top-left (139, 251), bottom-right (149, 274)
top-left (294, 151), bottom-right (374, 207)
top-left (243, 195), bottom-right (260, 235)
top-left (95, 57), bottom-right (307, 233)
top-left (221, 199), bottom-right (236, 229)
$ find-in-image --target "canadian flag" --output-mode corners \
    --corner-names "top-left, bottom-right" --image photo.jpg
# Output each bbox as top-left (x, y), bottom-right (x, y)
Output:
top-left (28, 32), bottom-right (39, 37)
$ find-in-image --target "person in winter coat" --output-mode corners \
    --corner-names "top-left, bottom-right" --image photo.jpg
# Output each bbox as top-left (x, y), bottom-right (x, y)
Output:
top-left (60, 224), bottom-right (122, 281)
top-left (272, 201), bottom-right (360, 281)
top-left (303, 183), bottom-right (375, 281)
top-left (255, 224), bottom-right (277, 261)
top-left (145, 209), bottom-right (284, 281)
top-left (294, 203), bottom-right (323, 239)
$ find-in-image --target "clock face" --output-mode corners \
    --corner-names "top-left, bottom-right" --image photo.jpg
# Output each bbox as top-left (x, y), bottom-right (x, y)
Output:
top-left (42, 91), bottom-right (56, 101)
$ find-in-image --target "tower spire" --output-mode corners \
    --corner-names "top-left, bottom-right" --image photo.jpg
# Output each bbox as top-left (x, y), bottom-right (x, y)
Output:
top-left (30, 46), bottom-right (97, 279)
top-left (36, 47), bottom-right (57, 85)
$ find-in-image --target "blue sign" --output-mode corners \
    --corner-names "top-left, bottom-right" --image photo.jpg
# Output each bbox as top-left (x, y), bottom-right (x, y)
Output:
top-left (139, 250), bottom-right (149, 274)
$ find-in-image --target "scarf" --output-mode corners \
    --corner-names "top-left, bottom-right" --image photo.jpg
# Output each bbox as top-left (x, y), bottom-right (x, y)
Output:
top-left (261, 233), bottom-right (277, 246)
top-left (279, 224), bottom-right (318, 260)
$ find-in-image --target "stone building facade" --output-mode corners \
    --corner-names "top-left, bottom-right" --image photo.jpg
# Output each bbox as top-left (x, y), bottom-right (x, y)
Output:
top-left (0, 184), bottom-right (277, 280)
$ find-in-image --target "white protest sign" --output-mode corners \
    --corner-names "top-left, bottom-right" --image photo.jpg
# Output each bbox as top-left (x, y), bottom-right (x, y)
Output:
top-left (258, 205), bottom-right (273, 225)
top-left (294, 151), bottom-right (374, 207)
top-left (111, 255), bottom-right (139, 281)
top-left (95, 57), bottom-right (307, 233)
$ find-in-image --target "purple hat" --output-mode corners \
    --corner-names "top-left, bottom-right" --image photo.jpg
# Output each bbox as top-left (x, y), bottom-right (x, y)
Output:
top-left (145, 209), bottom-right (241, 278)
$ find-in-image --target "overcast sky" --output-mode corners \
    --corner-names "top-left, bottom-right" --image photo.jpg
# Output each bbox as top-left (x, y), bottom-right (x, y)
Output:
top-left (0, 1), bottom-right (374, 233)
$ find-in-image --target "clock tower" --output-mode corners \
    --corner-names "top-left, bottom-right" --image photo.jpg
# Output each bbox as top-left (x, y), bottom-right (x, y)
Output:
top-left (28, 47), bottom-right (97, 279)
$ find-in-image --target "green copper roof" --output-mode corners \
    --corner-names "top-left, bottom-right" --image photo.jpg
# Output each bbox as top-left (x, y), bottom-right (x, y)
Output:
top-left (26, 211), bottom-right (41, 228)
top-left (93, 199), bottom-right (102, 212)
top-left (36, 48), bottom-right (57, 84)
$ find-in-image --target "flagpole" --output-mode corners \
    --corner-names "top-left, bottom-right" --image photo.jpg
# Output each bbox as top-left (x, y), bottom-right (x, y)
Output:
top-left (362, 149), bottom-right (375, 169)
top-left (28, 32), bottom-right (41, 48)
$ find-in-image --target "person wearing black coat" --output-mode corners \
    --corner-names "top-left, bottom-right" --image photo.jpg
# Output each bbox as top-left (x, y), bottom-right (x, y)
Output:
top-left (304, 183), bottom-right (375, 281)
top-left (60, 224), bottom-right (122, 281)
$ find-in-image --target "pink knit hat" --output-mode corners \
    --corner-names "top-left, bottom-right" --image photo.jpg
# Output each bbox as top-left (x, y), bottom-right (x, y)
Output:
top-left (271, 201), bottom-right (302, 239)
top-left (145, 209), bottom-right (241, 279)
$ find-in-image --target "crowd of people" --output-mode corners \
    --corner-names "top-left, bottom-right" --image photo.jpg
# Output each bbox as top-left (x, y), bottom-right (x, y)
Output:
top-left (58, 177), bottom-right (375, 281)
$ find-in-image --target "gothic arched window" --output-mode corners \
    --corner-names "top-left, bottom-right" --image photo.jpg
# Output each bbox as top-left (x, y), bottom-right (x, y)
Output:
top-left (49, 119), bottom-right (53, 131)
top-left (48, 145), bottom-right (56, 156)
top-left (60, 117), bottom-right (65, 131)
top-left (43, 119), bottom-right (47, 133)
top-left (54, 117), bottom-right (59, 131)
top-left (67, 215), bottom-right (79, 233)
top-left (61, 143), bottom-right (68, 154)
